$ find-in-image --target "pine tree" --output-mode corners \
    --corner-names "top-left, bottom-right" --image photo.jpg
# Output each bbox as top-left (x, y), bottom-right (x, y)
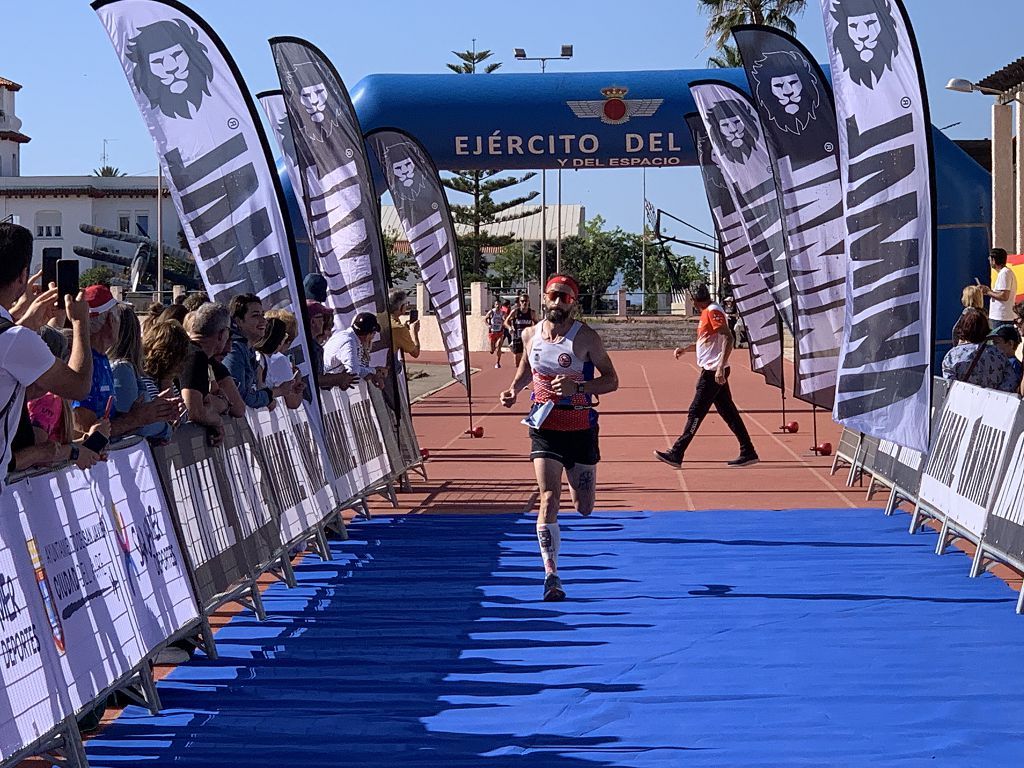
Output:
top-left (443, 47), bottom-right (539, 277)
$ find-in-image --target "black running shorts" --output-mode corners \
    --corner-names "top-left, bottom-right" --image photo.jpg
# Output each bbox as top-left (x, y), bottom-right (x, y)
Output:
top-left (529, 426), bottom-right (600, 469)
top-left (510, 337), bottom-right (524, 354)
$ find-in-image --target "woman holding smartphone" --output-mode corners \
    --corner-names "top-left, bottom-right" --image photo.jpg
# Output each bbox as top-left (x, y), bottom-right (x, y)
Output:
top-left (388, 289), bottom-right (420, 362)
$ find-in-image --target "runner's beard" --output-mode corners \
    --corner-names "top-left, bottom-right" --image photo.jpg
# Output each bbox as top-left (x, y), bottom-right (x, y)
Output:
top-left (546, 307), bottom-right (569, 323)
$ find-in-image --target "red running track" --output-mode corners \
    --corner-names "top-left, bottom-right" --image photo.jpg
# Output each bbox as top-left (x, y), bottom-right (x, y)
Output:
top-left (377, 349), bottom-right (876, 516)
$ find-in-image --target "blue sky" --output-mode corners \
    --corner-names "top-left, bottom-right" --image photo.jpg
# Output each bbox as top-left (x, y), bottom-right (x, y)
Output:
top-left (5, 0), bottom-right (1022, 244)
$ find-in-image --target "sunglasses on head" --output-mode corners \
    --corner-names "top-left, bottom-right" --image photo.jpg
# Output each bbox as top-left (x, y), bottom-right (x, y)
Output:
top-left (545, 290), bottom-right (575, 305)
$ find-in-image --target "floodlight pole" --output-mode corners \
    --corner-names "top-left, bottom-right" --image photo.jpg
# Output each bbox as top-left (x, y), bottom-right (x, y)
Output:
top-left (515, 45), bottom-right (574, 284)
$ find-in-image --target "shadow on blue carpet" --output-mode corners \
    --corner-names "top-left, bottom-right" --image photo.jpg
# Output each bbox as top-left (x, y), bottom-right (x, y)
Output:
top-left (85, 509), bottom-right (1024, 767)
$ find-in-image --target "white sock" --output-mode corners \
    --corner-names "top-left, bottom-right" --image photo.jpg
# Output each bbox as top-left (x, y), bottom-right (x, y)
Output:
top-left (537, 521), bottom-right (561, 575)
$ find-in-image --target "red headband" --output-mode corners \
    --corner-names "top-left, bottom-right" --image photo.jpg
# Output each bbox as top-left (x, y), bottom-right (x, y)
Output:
top-left (545, 275), bottom-right (579, 298)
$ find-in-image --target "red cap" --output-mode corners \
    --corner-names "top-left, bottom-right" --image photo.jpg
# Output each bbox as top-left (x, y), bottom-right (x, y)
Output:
top-left (83, 284), bottom-right (117, 315)
top-left (545, 274), bottom-right (579, 298)
top-left (305, 300), bottom-right (331, 319)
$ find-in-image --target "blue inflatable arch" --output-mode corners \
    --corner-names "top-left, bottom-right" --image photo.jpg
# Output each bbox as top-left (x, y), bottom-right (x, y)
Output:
top-left (285, 68), bottom-right (991, 360)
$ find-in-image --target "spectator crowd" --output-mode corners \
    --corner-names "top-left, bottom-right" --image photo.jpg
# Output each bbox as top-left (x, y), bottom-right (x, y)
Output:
top-left (0, 222), bottom-right (418, 487)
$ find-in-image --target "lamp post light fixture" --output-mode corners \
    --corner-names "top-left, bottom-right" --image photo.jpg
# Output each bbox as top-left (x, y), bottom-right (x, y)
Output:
top-left (513, 44), bottom-right (574, 284)
top-left (945, 77), bottom-right (1002, 96)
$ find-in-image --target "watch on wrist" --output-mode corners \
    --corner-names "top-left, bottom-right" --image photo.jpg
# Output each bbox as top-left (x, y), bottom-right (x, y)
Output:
top-left (69, 445), bottom-right (80, 462)
top-left (576, 382), bottom-right (585, 395)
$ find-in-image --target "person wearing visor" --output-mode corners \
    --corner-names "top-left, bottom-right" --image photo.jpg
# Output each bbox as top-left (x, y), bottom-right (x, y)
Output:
top-left (500, 274), bottom-right (619, 602)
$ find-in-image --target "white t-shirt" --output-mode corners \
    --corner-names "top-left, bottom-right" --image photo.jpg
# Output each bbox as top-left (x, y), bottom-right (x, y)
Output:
top-left (696, 303), bottom-right (729, 371)
top-left (259, 351), bottom-right (294, 388)
top-left (991, 266), bottom-right (1017, 322)
top-left (0, 308), bottom-right (56, 491)
top-left (323, 328), bottom-right (374, 378)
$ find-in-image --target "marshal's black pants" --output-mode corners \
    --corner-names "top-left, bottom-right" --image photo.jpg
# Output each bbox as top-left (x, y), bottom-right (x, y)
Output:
top-left (669, 367), bottom-right (754, 459)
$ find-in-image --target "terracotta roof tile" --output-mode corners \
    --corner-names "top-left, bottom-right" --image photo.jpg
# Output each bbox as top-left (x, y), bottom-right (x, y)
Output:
top-left (0, 77), bottom-right (22, 92)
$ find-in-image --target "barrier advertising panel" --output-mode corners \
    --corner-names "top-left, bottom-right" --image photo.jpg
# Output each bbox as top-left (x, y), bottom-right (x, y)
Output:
top-left (247, 400), bottom-right (338, 544)
top-left (152, 422), bottom-right (281, 610)
top-left (980, 406), bottom-right (1024, 563)
top-left (0, 505), bottom-right (67, 761)
top-left (321, 383), bottom-right (390, 498)
top-left (919, 382), bottom-right (1017, 538)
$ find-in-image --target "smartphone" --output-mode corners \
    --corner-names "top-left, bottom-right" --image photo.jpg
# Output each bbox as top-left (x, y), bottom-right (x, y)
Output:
top-left (56, 259), bottom-right (79, 302)
top-left (82, 431), bottom-right (109, 454)
top-left (41, 253), bottom-right (60, 290)
top-left (408, 308), bottom-right (419, 322)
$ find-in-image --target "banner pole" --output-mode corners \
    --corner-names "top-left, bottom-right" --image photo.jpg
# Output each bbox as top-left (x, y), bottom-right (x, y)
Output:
top-left (812, 404), bottom-right (819, 453)
top-left (778, 314), bottom-right (787, 430)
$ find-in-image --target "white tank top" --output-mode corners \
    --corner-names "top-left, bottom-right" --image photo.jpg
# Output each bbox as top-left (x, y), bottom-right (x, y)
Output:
top-left (529, 320), bottom-right (596, 431)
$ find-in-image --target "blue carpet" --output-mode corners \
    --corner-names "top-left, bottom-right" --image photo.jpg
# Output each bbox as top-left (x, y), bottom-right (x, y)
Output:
top-left (86, 510), bottom-right (1024, 767)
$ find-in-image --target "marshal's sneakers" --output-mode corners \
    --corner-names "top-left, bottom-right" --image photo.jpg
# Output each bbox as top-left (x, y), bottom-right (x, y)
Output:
top-left (543, 572), bottom-right (566, 602)
top-left (653, 449), bottom-right (682, 468)
top-left (727, 451), bottom-right (760, 467)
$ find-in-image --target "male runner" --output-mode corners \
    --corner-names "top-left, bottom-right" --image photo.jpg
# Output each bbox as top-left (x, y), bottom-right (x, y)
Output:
top-left (654, 284), bottom-right (758, 468)
top-left (484, 298), bottom-right (506, 368)
top-left (500, 274), bottom-right (619, 601)
top-left (504, 293), bottom-right (537, 368)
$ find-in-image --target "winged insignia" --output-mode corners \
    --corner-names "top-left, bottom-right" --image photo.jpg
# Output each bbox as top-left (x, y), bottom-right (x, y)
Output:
top-left (566, 97), bottom-right (663, 125)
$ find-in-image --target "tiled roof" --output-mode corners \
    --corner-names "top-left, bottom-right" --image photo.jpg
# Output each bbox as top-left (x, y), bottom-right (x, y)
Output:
top-left (0, 77), bottom-right (22, 92)
top-left (0, 130), bottom-right (29, 144)
top-left (0, 176), bottom-right (165, 197)
top-left (978, 57), bottom-right (1024, 94)
top-left (380, 203), bottom-right (585, 243)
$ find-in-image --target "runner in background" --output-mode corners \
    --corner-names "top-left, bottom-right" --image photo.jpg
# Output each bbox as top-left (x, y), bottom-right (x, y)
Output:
top-left (500, 274), bottom-right (619, 602)
top-left (484, 298), bottom-right (506, 369)
top-left (504, 293), bottom-right (537, 369)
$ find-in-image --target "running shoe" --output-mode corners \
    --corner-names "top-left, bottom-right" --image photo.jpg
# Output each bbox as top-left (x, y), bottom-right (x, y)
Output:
top-left (727, 451), bottom-right (760, 467)
top-left (543, 572), bottom-right (566, 602)
top-left (495, 362), bottom-right (501, 368)
top-left (653, 449), bottom-right (682, 468)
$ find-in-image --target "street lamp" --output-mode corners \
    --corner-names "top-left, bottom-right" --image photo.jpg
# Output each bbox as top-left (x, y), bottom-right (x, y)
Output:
top-left (945, 77), bottom-right (1002, 96)
top-left (513, 44), bottom-right (573, 285)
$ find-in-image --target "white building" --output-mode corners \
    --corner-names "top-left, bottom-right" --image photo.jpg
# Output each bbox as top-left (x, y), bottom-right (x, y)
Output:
top-left (0, 74), bottom-right (177, 272)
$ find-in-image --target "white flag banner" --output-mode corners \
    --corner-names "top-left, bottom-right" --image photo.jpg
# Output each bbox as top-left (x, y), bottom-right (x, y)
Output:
top-left (690, 81), bottom-right (795, 336)
top-left (686, 114), bottom-right (784, 389)
top-left (819, 0), bottom-right (934, 451)
top-left (368, 129), bottom-right (470, 390)
top-left (87, 441), bottom-right (199, 655)
top-left (94, 0), bottom-right (328, 437)
top-left (919, 382), bottom-right (1016, 538)
top-left (257, 89), bottom-right (311, 245)
top-left (0, 503), bottom-right (68, 760)
top-left (734, 25), bottom-right (847, 409)
top-left (247, 401), bottom-right (338, 544)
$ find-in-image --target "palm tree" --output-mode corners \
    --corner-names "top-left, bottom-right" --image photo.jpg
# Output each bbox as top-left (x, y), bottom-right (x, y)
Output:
top-left (92, 165), bottom-right (126, 177)
top-left (697, 0), bottom-right (808, 52)
top-left (707, 43), bottom-right (745, 69)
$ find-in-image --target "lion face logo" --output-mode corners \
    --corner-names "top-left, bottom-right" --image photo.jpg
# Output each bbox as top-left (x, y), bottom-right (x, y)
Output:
top-left (830, 0), bottom-right (900, 89)
top-left (751, 50), bottom-right (821, 136)
top-left (708, 100), bottom-right (760, 164)
top-left (383, 140), bottom-right (427, 204)
top-left (282, 62), bottom-right (343, 144)
top-left (126, 19), bottom-right (214, 120)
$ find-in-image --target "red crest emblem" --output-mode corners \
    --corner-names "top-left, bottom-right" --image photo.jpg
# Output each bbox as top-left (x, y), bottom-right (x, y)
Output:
top-left (566, 86), bottom-right (663, 125)
top-left (558, 353), bottom-right (572, 368)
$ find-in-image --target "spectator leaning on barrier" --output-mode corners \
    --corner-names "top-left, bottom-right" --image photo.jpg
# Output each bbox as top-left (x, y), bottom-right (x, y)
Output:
top-left (981, 247), bottom-right (1017, 333)
top-left (989, 324), bottom-right (1023, 393)
top-left (941, 308), bottom-right (1017, 392)
top-left (256, 317), bottom-right (303, 410)
top-left (73, 286), bottom-right (180, 440)
top-left (109, 303), bottom-right (177, 442)
top-left (306, 300), bottom-right (357, 391)
top-left (0, 222), bottom-right (95, 489)
top-left (224, 293), bottom-right (302, 410)
top-left (323, 311), bottom-right (386, 388)
top-left (181, 302), bottom-right (245, 429)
